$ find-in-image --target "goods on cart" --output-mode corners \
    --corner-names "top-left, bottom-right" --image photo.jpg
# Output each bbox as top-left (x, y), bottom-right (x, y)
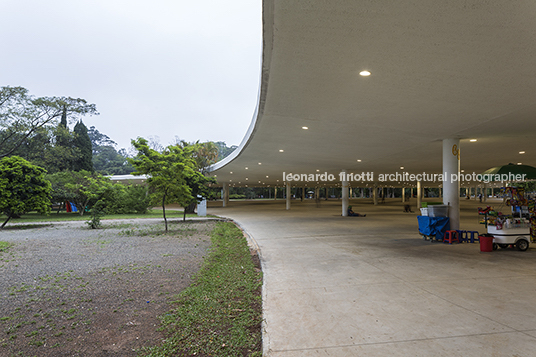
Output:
top-left (484, 187), bottom-right (534, 251)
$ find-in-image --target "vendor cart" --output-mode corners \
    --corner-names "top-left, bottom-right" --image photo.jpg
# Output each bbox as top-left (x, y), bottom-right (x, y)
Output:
top-left (484, 187), bottom-right (535, 251)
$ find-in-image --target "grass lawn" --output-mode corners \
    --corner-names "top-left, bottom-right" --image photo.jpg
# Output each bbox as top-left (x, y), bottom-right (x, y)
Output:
top-left (0, 209), bottom-right (213, 224)
top-left (142, 221), bottom-right (263, 356)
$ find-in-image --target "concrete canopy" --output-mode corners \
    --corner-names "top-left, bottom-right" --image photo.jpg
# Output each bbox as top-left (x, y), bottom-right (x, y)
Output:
top-left (210, 1), bottom-right (536, 188)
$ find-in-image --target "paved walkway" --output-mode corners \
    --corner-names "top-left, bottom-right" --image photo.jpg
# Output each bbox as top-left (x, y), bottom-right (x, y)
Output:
top-left (208, 198), bottom-right (536, 356)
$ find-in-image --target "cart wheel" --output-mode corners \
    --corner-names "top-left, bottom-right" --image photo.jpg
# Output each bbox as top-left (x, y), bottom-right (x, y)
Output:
top-left (498, 244), bottom-right (509, 249)
top-left (516, 239), bottom-right (529, 252)
top-left (492, 243), bottom-right (498, 250)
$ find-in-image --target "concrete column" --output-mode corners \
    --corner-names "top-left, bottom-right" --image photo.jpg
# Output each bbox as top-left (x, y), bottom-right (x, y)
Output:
top-left (274, 186), bottom-right (277, 200)
top-left (474, 186), bottom-right (477, 200)
top-left (342, 169), bottom-right (349, 216)
top-left (417, 181), bottom-right (422, 210)
top-left (483, 183), bottom-right (488, 202)
top-left (402, 187), bottom-right (406, 202)
top-left (443, 138), bottom-right (460, 231)
top-left (373, 184), bottom-right (378, 205)
top-left (223, 183), bottom-right (229, 207)
top-left (315, 187), bottom-right (319, 199)
top-left (301, 186), bottom-right (305, 202)
top-left (286, 182), bottom-right (291, 210)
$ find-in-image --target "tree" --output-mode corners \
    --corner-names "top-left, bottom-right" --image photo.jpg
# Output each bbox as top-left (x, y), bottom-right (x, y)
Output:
top-left (0, 86), bottom-right (98, 159)
top-left (63, 170), bottom-right (111, 216)
top-left (129, 138), bottom-right (196, 231)
top-left (177, 141), bottom-right (218, 215)
top-left (0, 156), bottom-right (51, 228)
top-left (88, 126), bottom-right (134, 175)
top-left (47, 171), bottom-right (76, 214)
top-left (73, 121), bottom-right (93, 172)
top-left (213, 141), bottom-right (238, 161)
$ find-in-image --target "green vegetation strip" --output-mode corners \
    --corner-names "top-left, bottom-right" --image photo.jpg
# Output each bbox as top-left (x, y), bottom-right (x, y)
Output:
top-left (0, 210), bottom-right (205, 223)
top-left (142, 221), bottom-right (263, 357)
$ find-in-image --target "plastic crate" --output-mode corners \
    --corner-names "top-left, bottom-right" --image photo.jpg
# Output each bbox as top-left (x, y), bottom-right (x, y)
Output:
top-left (428, 205), bottom-right (448, 217)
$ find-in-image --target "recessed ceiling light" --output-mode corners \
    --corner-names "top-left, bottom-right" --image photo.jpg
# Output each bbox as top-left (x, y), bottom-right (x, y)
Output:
top-left (266, 176), bottom-right (269, 178)
top-left (400, 166), bottom-right (404, 170)
top-left (519, 151), bottom-right (526, 154)
top-left (359, 70), bottom-right (371, 76)
top-left (246, 178), bottom-right (248, 180)
top-left (517, 163), bottom-right (522, 165)
top-left (279, 149), bottom-right (284, 152)
top-left (245, 167), bottom-right (248, 170)
top-left (470, 139), bottom-right (477, 142)
top-left (302, 126), bottom-right (308, 130)
top-left (230, 172), bottom-right (233, 174)
top-left (316, 169), bottom-right (320, 172)
top-left (357, 159), bottom-right (362, 162)
top-left (258, 162), bottom-right (262, 165)
top-left (461, 170), bottom-right (465, 173)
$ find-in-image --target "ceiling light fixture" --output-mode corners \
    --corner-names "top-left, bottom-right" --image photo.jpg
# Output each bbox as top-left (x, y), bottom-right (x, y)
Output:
top-left (302, 126), bottom-right (308, 130)
top-left (470, 139), bottom-right (477, 142)
top-left (519, 151), bottom-right (526, 154)
top-left (359, 70), bottom-right (371, 76)
top-left (357, 159), bottom-right (362, 162)
top-left (279, 149), bottom-right (284, 152)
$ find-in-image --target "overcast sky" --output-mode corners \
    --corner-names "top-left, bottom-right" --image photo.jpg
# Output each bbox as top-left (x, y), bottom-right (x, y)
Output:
top-left (0, 0), bottom-right (262, 150)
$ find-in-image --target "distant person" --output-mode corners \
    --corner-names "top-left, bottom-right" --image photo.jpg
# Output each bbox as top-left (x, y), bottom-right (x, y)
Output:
top-left (479, 193), bottom-right (482, 202)
top-left (348, 206), bottom-right (366, 217)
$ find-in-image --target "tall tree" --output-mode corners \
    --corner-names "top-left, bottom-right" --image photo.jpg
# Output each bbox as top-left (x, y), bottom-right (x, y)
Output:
top-left (129, 138), bottom-right (195, 231)
top-left (0, 156), bottom-right (51, 228)
top-left (0, 86), bottom-right (98, 159)
top-left (88, 126), bottom-right (134, 175)
top-left (213, 141), bottom-right (238, 161)
top-left (73, 121), bottom-right (93, 172)
top-left (177, 141), bottom-right (218, 214)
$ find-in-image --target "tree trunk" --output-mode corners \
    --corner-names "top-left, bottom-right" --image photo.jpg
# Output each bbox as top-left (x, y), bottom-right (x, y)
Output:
top-left (185, 201), bottom-right (196, 214)
top-left (183, 209), bottom-right (186, 222)
top-left (1, 214), bottom-right (13, 229)
top-left (162, 195), bottom-right (168, 232)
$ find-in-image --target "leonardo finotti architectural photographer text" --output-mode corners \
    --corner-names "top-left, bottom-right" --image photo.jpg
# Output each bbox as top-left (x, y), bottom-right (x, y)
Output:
top-left (282, 171), bottom-right (527, 184)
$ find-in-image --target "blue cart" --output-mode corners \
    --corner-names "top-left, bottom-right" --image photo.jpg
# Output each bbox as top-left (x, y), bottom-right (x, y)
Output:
top-left (417, 216), bottom-right (450, 242)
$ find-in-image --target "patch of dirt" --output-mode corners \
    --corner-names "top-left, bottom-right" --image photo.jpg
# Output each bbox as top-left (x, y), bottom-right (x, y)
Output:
top-left (0, 221), bottom-right (216, 356)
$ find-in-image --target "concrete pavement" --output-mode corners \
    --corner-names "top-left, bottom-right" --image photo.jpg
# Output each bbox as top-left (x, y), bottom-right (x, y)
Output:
top-left (208, 198), bottom-right (536, 356)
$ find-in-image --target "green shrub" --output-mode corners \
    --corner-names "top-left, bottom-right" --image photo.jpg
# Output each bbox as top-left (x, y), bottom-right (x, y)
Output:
top-left (101, 184), bottom-right (151, 214)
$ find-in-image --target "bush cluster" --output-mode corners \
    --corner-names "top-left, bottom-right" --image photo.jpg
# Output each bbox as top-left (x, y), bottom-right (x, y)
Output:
top-left (101, 184), bottom-right (151, 214)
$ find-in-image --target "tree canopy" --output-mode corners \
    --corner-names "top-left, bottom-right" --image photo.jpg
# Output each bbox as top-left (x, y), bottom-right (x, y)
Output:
top-left (0, 156), bottom-right (51, 228)
top-left (0, 86), bottom-right (98, 159)
top-left (73, 121), bottom-right (93, 172)
top-left (129, 138), bottom-right (216, 229)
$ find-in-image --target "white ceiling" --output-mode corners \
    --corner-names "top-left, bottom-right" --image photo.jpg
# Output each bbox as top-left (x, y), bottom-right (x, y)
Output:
top-left (210, 0), bottom-right (536, 188)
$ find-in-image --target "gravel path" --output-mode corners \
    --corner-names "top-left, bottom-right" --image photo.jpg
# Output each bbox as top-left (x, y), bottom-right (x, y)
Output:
top-left (0, 219), bottom-right (217, 356)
